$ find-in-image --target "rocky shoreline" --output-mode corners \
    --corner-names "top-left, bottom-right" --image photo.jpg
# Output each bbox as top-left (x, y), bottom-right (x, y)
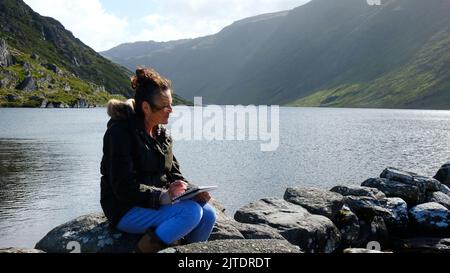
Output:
top-left (2, 164), bottom-right (450, 254)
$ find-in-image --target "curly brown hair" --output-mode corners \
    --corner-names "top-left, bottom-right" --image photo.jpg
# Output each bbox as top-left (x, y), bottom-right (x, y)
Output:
top-left (131, 67), bottom-right (172, 117)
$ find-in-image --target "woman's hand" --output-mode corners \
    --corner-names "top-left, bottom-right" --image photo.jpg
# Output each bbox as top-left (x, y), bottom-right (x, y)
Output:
top-left (194, 191), bottom-right (211, 204)
top-left (169, 180), bottom-right (188, 199)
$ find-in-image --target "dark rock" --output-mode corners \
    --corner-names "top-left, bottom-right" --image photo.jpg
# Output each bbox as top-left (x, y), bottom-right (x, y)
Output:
top-left (435, 163), bottom-right (450, 187)
top-left (343, 196), bottom-right (392, 220)
top-left (333, 205), bottom-right (360, 246)
top-left (159, 239), bottom-right (302, 253)
top-left (16, 76), bottom-right (38, 92)
top-left (0, 39), bottom-right (14, 67)
top-left (409, 203), bottom-right (450, 235)
top-left (43, 63), bottom-right (63, 75)
top-left (381, 167), bottom-right (441, 194)
top-left (354, 217), bottom-right (389, 248)
top-left (380, 197), bottom-right (409, 232)
top-left (0, 248), bottom-right (45, 253)
top-left (234, 198), bottom-right (341, 253)
top-left (362, 178), bottom-right (422, 206)
top-left (427, 192), bottom-right (450, 210)
top-left (35, 213), bottom-right (142, 253)
top-left (5, 94), bottom-right (18, 102)
top-left (30, 52), bottom-right (40, 60)
top-left (284, 187), bottom-right (344, 220)
top-left (394, 237), bottom-right (450, 253)
top-left (331, 185), bottom-right (386, 200)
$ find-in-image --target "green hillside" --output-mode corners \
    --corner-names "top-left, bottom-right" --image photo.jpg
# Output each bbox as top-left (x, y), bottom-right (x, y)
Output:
top-left (0, 0), bottom-right (189, 107)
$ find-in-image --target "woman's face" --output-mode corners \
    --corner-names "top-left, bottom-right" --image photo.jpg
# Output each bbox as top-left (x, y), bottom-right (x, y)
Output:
top-left (144, 89), bottom-right (173, 125)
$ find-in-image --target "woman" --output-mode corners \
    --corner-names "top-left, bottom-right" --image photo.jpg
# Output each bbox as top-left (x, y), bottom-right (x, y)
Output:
top-left (100, 68), bottom-right (216, 253)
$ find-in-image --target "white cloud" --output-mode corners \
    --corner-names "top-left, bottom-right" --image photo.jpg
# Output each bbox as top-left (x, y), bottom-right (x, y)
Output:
top-left (23, 0), bottom-right (129, 51)
top-left (133, 0), bottom-right (310, 42)
top-left (23, 0), bottom-right (311, 51)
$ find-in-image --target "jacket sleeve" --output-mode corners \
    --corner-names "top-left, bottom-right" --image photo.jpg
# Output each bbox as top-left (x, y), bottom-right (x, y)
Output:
top-left (106, 122), bottom-right (162, 209)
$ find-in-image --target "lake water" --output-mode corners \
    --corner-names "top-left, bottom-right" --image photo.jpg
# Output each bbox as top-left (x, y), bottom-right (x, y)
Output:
top-left (1, 107), bottom-right (450, 248)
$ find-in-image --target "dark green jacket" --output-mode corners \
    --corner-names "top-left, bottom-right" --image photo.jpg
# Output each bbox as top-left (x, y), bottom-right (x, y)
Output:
top-left (100, 99), bottom-right (187, 227)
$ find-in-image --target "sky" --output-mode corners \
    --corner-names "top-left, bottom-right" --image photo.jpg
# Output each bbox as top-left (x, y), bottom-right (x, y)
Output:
top-left (23, 0), bottom-right (312, 52)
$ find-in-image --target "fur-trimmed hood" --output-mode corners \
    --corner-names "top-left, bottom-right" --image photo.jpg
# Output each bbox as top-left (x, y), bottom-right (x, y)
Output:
top-left (107, 99), bottom-right (136, 120)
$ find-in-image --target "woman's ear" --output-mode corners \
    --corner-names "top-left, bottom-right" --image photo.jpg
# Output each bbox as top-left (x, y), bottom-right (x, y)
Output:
top-left (142, 101), bottom-right (151, 115)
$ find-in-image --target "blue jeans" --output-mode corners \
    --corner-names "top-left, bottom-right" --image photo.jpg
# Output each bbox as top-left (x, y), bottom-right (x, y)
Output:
top-left (117, 200), bottom-right (217, 245)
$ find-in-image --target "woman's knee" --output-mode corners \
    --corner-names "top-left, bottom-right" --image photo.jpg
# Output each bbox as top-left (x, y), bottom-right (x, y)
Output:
top-left (202, 204), bottom-right (217, 224)
top-left (179, 200), bottom-right (203, 224)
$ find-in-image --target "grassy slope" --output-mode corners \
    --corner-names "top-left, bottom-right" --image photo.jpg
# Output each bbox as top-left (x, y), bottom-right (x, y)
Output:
top-left (288, 29), bottom-right (450, 109)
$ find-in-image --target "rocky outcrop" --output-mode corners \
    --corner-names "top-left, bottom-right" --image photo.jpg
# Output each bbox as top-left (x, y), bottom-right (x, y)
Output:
top-left (0, 39), bottom-right (14, 67)
top-left (234, 198), bottom-right (341, 253)
top-left (283, 187), bottom-right (344, 220)
top-left (160, 239), bottom-right (302, 253)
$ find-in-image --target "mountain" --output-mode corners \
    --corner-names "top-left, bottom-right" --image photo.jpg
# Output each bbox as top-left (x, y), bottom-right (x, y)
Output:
top-left (101, 0), bottom-right (450, 109)
top-left (0, 0), bottom-right (189, 107)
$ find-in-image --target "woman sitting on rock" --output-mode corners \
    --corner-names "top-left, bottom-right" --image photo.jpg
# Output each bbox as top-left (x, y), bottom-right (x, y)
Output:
top-left (100, 67), bottom-right (216, 253)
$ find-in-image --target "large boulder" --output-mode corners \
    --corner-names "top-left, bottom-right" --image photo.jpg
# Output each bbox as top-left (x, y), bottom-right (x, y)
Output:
top-left (409, 203), bottom-right (450, 235)
top-left (434, 163), bottom-right (450, 187)
top-left (427, 192), bottom-right (450, 210)
top-left (234, 198), bottom-right (341, 253)
top-left (331, 185), bottom-right (386, 200)
top-left (283, 187), bottom-right (344, 220)
top-left (381, 168), bottom-right (441, 197)
top-left (362, 178), bottom-right (422, 206)
top-left (159, 239), bottom-right (302, 253)
top-left (35, 213), bottom-right (141, 253)
top-left (209, 199), bottom-right (283, 241)
top-left (380, 197), bottom-right (409, 232)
